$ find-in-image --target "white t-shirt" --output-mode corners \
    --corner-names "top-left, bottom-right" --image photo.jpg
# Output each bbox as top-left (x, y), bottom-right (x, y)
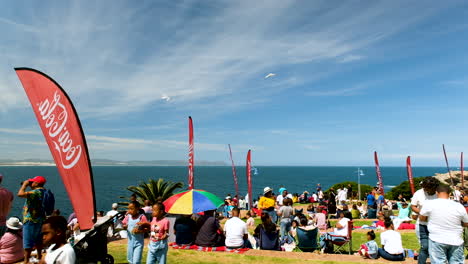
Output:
top-left (276, 194), bottom-right (293, 205)
top-left (410, 189), bottom-right (437, 225)
top-left (312, 193), bottom-right (318, 201)
top-left (246, 217), bottom-right (255, 227)
top-left (380, 230), bottom-right (404, 255)
top-left (333, 217), bottom-right (350, 236)
top-left (420, 198), bottom-right (468, 246)
top-left (106, 209), bottom-right (118, 217)
top-left (318, 190), bottom-right (324, 199)
top-left (45, 243), bottom-right (76, 264)
top-left (454, 190), bottom-right (461, 201)
top-left (224, 217), bottom-right (248, 247)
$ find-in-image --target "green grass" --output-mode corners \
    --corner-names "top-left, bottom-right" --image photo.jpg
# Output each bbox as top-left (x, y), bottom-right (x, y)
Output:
top-left (108, 232), bottom-right (420, 263)
top-left (108, 243), bottom-right (370, 264)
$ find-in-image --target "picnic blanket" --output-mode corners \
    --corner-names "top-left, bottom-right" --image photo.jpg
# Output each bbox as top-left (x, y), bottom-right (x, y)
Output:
top-left (169, 242), bottom-right (250, 253)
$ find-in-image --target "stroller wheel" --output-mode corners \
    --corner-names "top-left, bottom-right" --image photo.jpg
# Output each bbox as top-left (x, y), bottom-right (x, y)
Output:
top-left (101, 254), bottom-right (114, 264)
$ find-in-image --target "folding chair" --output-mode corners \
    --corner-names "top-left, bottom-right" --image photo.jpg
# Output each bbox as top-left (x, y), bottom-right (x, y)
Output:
top-left (259, 228), bottom-right (280, 250)
top-left (295, 227), bottom-right (319, 252)
top-left (329, 221), bottom-right (353, 254)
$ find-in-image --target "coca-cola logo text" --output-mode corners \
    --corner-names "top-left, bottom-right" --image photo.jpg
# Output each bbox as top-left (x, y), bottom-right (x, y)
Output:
top-left (38, 92), bottom-right (82, 169)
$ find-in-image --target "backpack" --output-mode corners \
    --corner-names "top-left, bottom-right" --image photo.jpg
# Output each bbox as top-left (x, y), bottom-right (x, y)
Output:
top-left (41, 189), bottom-right (55, 216)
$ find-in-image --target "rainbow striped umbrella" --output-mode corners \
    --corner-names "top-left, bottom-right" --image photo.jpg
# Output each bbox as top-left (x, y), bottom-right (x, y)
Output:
top-left (163, 189), bottom-right (224, 214)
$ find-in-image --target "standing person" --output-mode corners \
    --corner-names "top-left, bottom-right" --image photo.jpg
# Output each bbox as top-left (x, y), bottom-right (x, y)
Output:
top-left (122, 201), bottom-right (148, 264)
top-left (40, 216), bottom-right (76, 264)
top-left (143, 200), bottom-right (153, 222)
top-left (317, 189), bottom-right (324, 202)
top-left (144, 203), bottom-right (169, 264)
top-left (366, 191), bottom-right (376, 208)
top-left (410, 177), bottom-right (439, 264)
top-left (419, 185), bottom-right (468, 264)
top-left (347, 184), bottom-right (353, 200)
top-left (245, 193), bottom-right (249, 210)
top-left (224, 207), bottom-right (249, 249)
top-left (0, 217), bottom-right (24, 264)
top-left (378, 217), bottom-right (405, 261)
top-left (453, 186), bottom-right (462, 202)
top-left (0, 173), bottom-right (14, 238)
top-left (376, 190), bottom-right (385, 213)
top-left (277, 198), bottom-right (294, 240)
top-left (17, 176), bottom-right (47, 263)
top-left (258, 187), bottom-right (277, 223)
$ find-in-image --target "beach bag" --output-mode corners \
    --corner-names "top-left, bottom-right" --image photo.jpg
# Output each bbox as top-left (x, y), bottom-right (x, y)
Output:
top-left (41, 189), bottom-right (56, 216)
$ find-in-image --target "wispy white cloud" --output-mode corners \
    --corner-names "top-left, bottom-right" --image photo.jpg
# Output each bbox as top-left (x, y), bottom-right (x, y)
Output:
top-left (306, 85), bottom-right (368, 97)
top-left (0, 1), bottom-right (453, 118)
top-left (0, 128), bottom-right (41, 135)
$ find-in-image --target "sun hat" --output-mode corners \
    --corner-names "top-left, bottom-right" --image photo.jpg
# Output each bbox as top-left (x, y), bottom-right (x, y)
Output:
top-left (263, 187), bottom-right (273, 194)
top-left (6, 217), bottom-right (23, 230)
top-left (112, 203), bottom-right (118, 209)
top-left (29, 176), bottom-right (46, 184)
top-left (279, 187), bottom-right (286, 194)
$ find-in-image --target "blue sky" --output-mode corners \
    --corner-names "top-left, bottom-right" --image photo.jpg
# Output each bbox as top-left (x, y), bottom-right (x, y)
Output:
top-left (1, 1), bottom-right (468, 166)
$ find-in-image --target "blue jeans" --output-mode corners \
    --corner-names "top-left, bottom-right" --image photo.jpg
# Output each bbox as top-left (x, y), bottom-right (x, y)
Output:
top-left (418, 224), bottom-right (429, 264)
top-left (127, 236), bottom-right (144, 264)
top-left (378, 248), bottom-right (405, 261)
top-left (279, 219), bottom-right (291, 238)
top-left (146, 240), bottom-right (168, 264)
top-left (23, 221), bottom-right (43, 249)
top-left (429, 239), bottom-right (464, 264)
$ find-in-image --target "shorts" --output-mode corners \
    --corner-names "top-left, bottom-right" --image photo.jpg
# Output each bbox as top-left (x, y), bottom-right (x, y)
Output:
top-left (23, 221), bottom-right (43, 249)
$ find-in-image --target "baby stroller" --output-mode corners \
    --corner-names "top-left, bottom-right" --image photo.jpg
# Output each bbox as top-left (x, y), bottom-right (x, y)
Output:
top-left (73, 212), bottom-right (125, 264)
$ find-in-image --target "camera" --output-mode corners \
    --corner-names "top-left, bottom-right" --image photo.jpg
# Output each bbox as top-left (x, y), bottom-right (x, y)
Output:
top-left (20, 180), bottom-right (31, 186)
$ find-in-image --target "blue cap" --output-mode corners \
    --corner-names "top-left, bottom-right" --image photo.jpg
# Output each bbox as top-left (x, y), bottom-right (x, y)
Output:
top-left (279, 187), bottom-right (286, 194)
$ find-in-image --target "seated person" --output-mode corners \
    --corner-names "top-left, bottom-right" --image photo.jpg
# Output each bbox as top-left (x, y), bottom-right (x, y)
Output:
top-left (396, 202), bottom-right (411, 219)
top-left (245, 211), bottom-right (255, 227)
top-left (174, 214), bottom-right (197, 245)
top-left (194, 210), bottom-right (224, 247)
top-left (378, 217), bottom-right (404, 261)
top-left (0, 217), bottom-right (24, 264)
top-left (320, 212), bottom-right (350, 250)
top-left (358, 230), bottom-right (378, 259)
top-left (357, 202), bottom-right (367, 218)
top-left (351, 204), bottom-right (360, 219)
top-left (253, 213), bottom-right (278, 248)
top-left (224, 207), bottom-right (250, 249)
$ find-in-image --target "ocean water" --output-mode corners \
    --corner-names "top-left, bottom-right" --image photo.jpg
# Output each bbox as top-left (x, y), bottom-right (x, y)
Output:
top-left (1, 166), bottom-right (447, 218)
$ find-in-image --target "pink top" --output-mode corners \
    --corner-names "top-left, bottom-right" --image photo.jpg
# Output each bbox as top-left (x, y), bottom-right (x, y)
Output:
top-left (0, 187), bottom-right (13, 225)
top-left (0, 232), bottom-right (23, 263)
top-left (150, 217), bottom-right (170, 242)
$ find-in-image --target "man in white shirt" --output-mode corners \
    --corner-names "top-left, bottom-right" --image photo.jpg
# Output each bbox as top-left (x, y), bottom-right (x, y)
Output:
top-left (420, 185), bottom-right (468, 264)
top-left (453, 186), bottom-right (462, 202)
top-left (378, 217), bottom-right (405, 261)
top-left (224, 207), bottom-right (249, 249)
top-left (410, 177), bottom-right (438, 264)
top-left (238, 197), bottom-right (246, 210)
top-left (276, 188), bottom-right (293, 206)
top-left (41, 216), bottom-right (76, 264)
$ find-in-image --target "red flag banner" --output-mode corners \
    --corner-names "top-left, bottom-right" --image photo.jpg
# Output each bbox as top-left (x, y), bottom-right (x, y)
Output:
top-left (228, 144), bottom-right (239, 198)
top-left (442, 144), bottom-right (455, 187)
top-left (461, 152), bottom-right (464, 188)
top-left (374, 151), bottom-right (384, 195)
top-left (406, 156), bottom-right (415, 195)
top-left (246, 150), bottom-right (252, 207)
top-left (188, 116), bottom-right (194, 190)
top-left (15, 68), bottom-right (96, 229)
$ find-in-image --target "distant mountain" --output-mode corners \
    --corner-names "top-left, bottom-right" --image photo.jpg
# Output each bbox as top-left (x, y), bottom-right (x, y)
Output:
top-left (0, 159), bottom-right (227, 166)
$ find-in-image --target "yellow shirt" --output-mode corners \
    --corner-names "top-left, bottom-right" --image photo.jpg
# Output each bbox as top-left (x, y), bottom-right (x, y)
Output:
top-left (258, 196), bottom-right (276, 209)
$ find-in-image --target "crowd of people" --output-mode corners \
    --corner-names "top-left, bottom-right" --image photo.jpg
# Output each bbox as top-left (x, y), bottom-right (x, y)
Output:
top-left (2, 172), bottom-right (468, 264)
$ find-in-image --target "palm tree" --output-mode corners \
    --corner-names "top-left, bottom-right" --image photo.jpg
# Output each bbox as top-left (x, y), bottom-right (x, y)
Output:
top-left (127, 178), bottom-right (183, 204)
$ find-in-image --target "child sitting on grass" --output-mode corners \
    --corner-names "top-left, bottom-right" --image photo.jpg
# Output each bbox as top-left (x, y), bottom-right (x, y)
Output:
top-left (122, 201), bottom-right (148, 264)
top-left (357, 230), bottom-right (378, 259)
